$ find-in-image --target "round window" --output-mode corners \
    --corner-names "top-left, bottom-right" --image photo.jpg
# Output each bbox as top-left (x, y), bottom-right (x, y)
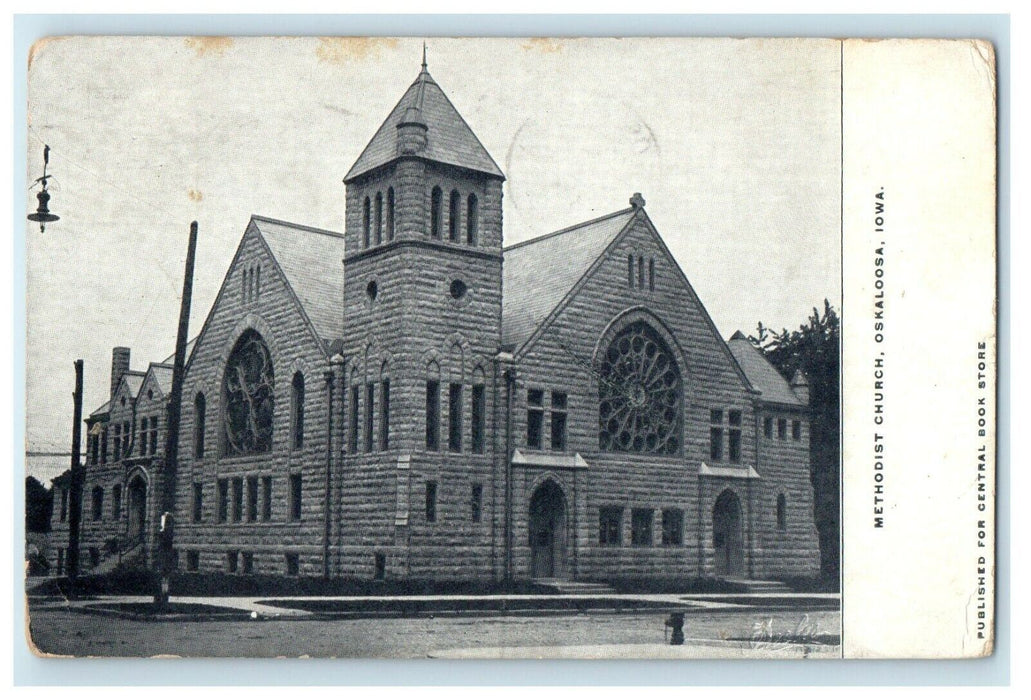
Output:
top-left (449, 279), bottom-right (468, 300)
top-left (366, 280), bottom-right (378, 301)
top-left (598, 320), bottom-right (682, 455)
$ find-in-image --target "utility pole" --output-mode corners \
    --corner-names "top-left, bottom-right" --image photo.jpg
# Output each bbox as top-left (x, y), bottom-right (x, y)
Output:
top-left (155, 221), bottom-right (197, 607)
top-left (66, 360), bottom-right (84, 583)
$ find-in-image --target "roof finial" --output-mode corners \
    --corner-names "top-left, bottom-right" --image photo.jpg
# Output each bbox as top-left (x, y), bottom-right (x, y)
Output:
top-left (421, 41), bottom-right (428, 71)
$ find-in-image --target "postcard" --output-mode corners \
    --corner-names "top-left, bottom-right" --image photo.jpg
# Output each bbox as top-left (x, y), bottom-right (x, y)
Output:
top-left (22, 36), bottom-right (996, 659)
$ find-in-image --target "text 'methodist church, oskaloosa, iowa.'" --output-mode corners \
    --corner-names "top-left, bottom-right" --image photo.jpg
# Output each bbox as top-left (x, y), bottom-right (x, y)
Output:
top-left (47, 58), bottom-right (820, 584)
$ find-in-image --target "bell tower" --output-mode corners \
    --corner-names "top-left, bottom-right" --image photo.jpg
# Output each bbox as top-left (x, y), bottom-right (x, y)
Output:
top-left (341, 53), bottom-right (505, 460)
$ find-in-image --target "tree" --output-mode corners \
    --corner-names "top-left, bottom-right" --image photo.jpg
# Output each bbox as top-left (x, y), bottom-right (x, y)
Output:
top-left (751, 299), bottom-right (840, 582)
top-left (25, 476), bottom-right (53, 533)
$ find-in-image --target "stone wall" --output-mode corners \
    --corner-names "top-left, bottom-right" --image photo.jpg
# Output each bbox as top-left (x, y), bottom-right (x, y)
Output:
top-left (507, 212), bottom-right (819, 580)
top-left (174, 222), bottom-right (334, 578)
top-left (337, 161), bottom-right (505, 580)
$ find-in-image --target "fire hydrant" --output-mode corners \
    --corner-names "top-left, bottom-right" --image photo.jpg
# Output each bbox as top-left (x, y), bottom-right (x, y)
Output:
top-left (665, 612), bottom-right (685, 645)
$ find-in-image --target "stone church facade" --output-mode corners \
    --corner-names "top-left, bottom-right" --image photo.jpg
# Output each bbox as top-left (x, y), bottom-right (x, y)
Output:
top-left (48, 61), bottom-right (820, 583)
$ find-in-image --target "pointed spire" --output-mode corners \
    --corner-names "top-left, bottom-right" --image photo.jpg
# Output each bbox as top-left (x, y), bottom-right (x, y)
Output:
top-left (396, 45), bottom-right (430, 154)
top-left (344, 47), bottom-right (505, 182)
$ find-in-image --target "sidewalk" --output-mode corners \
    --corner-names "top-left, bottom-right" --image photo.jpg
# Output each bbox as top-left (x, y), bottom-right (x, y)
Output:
top-left (31, 590), bottom-right (840, 621)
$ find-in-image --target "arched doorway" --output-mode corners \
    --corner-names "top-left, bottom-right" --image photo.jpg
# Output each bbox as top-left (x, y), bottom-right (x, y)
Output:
top-left (713, 489), bottom-right (744, 577)
top-left (529, 480), bottom-right (567, 579)
top-left (127, 475), bottom-right (148, 544)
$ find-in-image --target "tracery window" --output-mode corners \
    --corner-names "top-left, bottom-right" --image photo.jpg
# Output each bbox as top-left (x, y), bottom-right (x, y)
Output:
top-left (598, 321), bottom-right (682, 455)
top-left (222, 330), bottom-right (275, 456)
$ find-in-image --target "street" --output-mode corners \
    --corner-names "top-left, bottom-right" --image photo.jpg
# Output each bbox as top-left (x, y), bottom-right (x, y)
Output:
top-left (28, 602), bottom-right (840, 659)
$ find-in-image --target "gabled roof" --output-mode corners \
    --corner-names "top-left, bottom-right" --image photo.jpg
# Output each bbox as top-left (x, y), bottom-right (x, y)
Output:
top-left (144, 363), bottom-right (174, 396)
top-left (344, 67), bottom-right (504, 182)
top-left (502, 208), bottom-right (637, 349)
top-left (726, 331), bottom-right (804, 407)
top-left (252, 216), bottom-right (346, 345)
top-left (118, 371), bottom-right (146, 399)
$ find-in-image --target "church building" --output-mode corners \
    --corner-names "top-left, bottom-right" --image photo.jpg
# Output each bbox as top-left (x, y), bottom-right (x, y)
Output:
top-left (48, 58), bottom-right (820, 583)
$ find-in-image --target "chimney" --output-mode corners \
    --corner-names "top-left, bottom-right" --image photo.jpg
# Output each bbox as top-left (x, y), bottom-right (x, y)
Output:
top-left (110, 347), bottom-right (130, 399)
top-left (790, 369), bottom-right (810, 405)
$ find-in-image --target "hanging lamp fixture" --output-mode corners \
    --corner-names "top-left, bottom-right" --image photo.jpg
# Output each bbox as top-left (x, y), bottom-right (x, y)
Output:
top-left (27, 144), bottom-right (59, 233)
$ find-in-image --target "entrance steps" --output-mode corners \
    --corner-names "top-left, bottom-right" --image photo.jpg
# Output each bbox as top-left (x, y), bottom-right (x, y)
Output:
top-left (534, 579), bottom-right (617, 595)
top-left (89, 539), bottom-right (146, 576)
top-left (721, 578), bottom-right (793, 594)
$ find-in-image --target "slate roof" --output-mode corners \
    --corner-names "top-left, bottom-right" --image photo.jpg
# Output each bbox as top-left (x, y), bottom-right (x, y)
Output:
top-left (344, 68), bottom-right (504, 182)
top-left (89, 400), bottom-right (110, 418)
top-left (502, 208), bottom-right (637, 350)
top-left (253, 216), bottom-right (347, 345)
top-left (147, 364), bottom-right (174, 396)
top-left (120, 371), bottom-right (146, 398)
top-left (726, 331), bottom-right (804, 407)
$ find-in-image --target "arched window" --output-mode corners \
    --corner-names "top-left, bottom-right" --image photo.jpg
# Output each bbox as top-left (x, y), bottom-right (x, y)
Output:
top-left (193, 392), bottom-right (206, 459)
top-left (291, 371), bottom-right (305, 450)
top-left (598, 320), bottom-right (682, 455)
top-left (638, 256), bottom-right (645, 290)
top-left (386, 187), bottom-right (395, 240)
top-left (448, 189), bottom-right (461, 242)
top-left (627, 255), bottom-right (634, 287)
top-left (776, 494), bottom-right (787, 531)
top-left (374, 192), bottom-right (383, 245)
top-left (430, 187), bottom-right (443, 238)
top-left (221, 330), bottom-right (275, 456)
top-left (425, 361), bottom-right (441, 451)
top-left (649, 258), bottom-right (655, 292)
top-left (379, 363), bottom-right (390, 452)
top-left (91, 486), bottom-right (104, 520)
top-left (362, 196), bottom-right (371, 248)
top-left (466, 193), bottom-right (478, 245)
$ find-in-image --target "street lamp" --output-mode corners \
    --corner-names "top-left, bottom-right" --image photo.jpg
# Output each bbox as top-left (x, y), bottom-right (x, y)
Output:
top-left (27, 145), bottom-right (59, 233)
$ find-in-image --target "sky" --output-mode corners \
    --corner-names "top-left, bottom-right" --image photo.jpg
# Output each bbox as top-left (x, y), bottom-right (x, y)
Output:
top-left (24, 36), bottom-right (841, 478)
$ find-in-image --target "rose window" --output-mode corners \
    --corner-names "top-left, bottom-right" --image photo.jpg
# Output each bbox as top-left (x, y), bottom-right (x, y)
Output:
top-left (222, 330), bottom-right (275, 455)
top-left (598, 321), bottom-right (682, 454)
